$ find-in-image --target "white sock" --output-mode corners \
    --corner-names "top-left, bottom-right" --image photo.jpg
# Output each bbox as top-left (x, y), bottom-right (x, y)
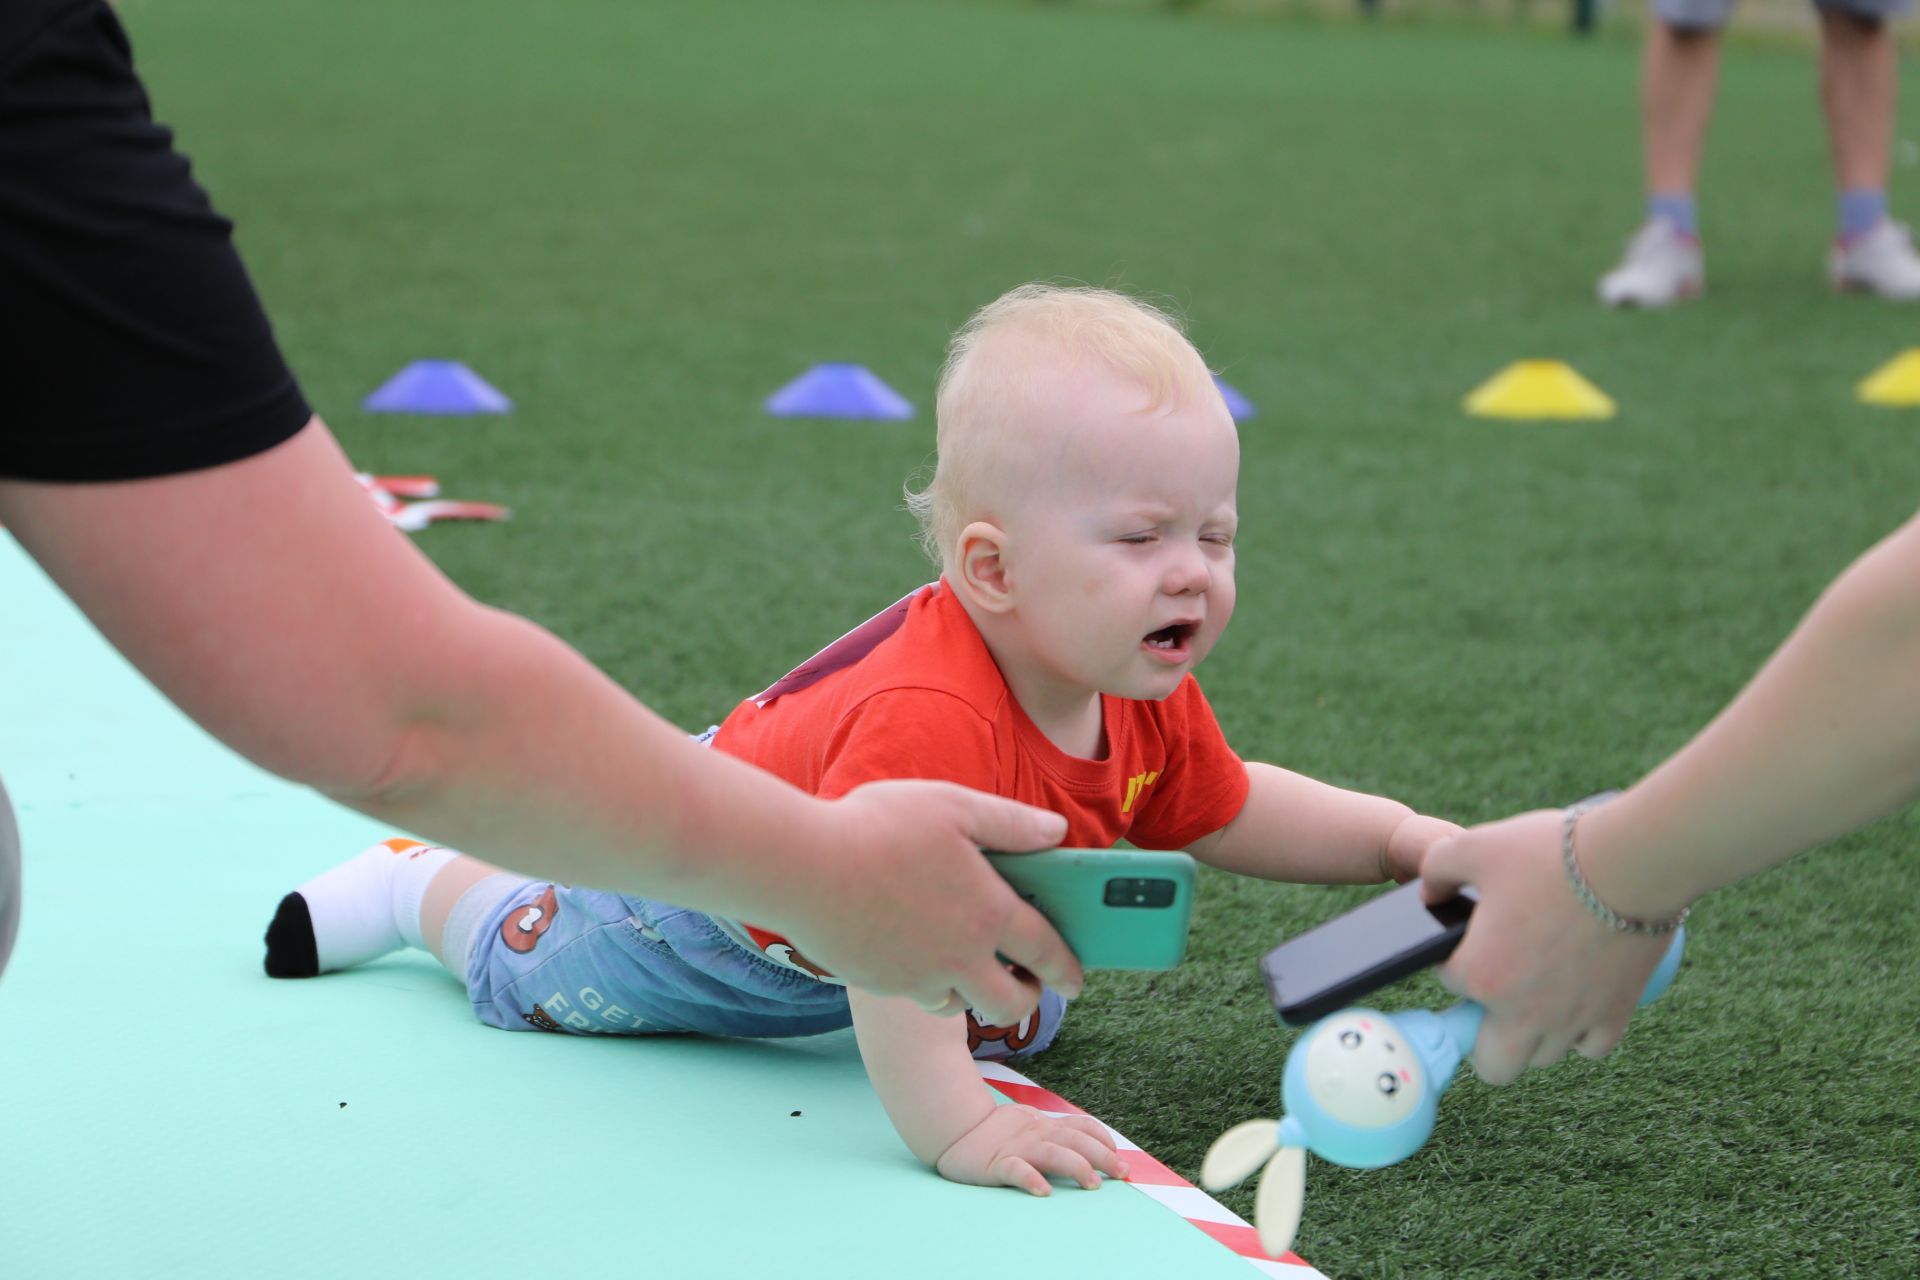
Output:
top-left (296, 838), bottom-right (457, 972)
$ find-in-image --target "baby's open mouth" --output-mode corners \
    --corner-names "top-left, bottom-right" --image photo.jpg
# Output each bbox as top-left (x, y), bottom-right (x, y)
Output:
top-left (1143, 622), bottom-right (1198, 650)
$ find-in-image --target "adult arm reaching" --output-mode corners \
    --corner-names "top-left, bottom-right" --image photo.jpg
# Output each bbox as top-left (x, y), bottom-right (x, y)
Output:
top-left (1422, 509), bottom-right (1920, 1083)
top-left (0, 421), bottom-right (1078, 1024)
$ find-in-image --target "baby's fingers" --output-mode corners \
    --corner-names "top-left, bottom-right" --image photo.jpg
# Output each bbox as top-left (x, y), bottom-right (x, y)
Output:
top-left (1052, 1125), bottom-right (1130, 1181)
top-left (1027, 1140), bottom-right (1105, 1191)
top-left (990, 1155), bottom-right (1052, 1197)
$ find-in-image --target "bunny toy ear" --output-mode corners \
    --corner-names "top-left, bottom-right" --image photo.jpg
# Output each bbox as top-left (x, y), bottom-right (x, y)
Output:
top-left (1254, 1144), bottom-right (1308, 1260)
top-left (1200, 1118), bottom-right (1281, 1192)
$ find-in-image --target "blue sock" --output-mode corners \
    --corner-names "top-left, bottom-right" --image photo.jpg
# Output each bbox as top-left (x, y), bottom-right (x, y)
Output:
top-left (1838, 188), bottom-right (1888, 241)
top-left (1647, 193), bottom-right (1697, 238)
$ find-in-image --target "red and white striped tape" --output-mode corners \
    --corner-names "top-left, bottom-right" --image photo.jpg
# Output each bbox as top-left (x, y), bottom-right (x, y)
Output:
top-left (355, 473), bottom-right (510, 533)
top-left (977, 1060), bottom-right (1328, 1279)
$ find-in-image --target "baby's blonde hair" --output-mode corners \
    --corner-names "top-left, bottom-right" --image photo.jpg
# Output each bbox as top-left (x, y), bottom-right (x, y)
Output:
top-left (905, 283), bottom-right (1217, 567)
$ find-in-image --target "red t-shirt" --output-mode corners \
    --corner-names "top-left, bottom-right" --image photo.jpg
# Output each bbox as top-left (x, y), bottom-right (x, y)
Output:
top-left (709, 582), bottom-right (1249, 978)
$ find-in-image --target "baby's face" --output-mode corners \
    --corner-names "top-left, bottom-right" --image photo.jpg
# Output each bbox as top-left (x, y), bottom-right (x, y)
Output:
top-left (996, 361), bottom-right (1239, 706)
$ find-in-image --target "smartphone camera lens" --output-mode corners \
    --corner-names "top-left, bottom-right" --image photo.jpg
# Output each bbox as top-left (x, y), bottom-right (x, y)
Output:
top-left (1103, 877), bottom-right (1176, 908)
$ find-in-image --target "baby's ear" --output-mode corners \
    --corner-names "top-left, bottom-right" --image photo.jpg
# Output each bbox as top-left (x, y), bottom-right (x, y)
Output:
top-left (955, 521), bottom-right (1013, 613)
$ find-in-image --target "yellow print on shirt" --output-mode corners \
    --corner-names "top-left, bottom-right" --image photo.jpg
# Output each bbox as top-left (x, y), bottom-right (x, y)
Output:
top-left (1122, 770), bottom-right (1160, 814)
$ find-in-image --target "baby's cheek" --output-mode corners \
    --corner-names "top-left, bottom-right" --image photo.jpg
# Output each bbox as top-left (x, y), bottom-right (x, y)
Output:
top-left (1210, 589), bottom-right (1236, 631)
top-left (1212, 580), bottom-right (1237, 629)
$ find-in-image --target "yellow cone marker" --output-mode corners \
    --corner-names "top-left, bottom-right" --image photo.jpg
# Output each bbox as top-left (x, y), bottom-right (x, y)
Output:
top-left (1856, 349), bottom-right (1920, 405)
top-left (1463, 359), bottom-right (1616, 421)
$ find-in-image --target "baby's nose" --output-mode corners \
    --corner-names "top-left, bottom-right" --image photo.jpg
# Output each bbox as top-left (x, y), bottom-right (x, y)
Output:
top-left (1163, 547), bottom-right (1211, 594)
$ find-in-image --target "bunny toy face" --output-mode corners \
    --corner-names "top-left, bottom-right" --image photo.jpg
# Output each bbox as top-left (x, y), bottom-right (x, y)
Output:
top-left (1299, 1012), bottom-right (1425, 1127)
top-left (1282, 1007), bottom-right (1442, 1169)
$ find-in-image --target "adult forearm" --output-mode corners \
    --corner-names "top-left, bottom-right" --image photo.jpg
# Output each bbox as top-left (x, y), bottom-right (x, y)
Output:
top-left (329, 603), bottom-right (836, 925)
top-left (1579, 515), bottom-right (1920, 917)
top-left (0, 420), bottom-right (831, 929)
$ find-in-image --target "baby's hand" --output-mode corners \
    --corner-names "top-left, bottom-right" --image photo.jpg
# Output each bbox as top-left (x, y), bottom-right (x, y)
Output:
top-left (934, 1103), bottom-right (1129, 1195)
top-left (1384, 813), bottom-right (1464, 883)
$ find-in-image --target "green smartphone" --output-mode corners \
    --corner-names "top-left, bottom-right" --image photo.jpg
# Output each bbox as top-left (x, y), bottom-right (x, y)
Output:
top-left (983, 847), bottom-right (1197, 971)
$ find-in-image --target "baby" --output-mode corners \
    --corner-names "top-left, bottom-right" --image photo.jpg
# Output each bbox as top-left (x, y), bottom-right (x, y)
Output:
top-left (264, 283), bottom-right (1460, 1195)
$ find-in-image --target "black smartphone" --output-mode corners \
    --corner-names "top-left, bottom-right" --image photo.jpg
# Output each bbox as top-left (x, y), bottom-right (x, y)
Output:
top-left (1260, 878), bottom-right (1478, 1026)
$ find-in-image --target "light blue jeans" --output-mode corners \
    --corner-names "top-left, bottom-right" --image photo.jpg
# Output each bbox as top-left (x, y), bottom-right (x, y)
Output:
top-left (463, 879), bottom-right (1067, 1059)
top-left (459, 719), bottom-right (1067, 1055)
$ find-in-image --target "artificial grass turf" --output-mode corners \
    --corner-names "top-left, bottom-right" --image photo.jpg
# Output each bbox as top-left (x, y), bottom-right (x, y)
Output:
top-left (120, 0), bottom-right (1919, 1274)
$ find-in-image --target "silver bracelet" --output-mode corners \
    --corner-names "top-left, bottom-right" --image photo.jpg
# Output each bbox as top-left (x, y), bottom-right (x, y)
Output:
top-left (1561, 802), bottom-right (1689, 935)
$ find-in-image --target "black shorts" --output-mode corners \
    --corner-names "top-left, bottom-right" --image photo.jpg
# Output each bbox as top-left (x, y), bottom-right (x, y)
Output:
top-left (0, 0), bottom-right (310, 482)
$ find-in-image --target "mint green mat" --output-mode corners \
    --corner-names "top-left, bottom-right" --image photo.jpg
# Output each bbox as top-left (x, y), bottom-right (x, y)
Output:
top-left (0, 539), bottom-right (1259, 1280)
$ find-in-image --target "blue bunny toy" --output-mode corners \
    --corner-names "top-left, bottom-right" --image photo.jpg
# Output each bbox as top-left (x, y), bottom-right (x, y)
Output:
top-left (1200, 929), bottom-right (1685, 1258)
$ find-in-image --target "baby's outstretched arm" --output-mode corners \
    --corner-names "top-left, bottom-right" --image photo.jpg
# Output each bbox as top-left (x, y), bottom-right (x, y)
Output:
top-left (848, 989), bottom-right (1127, 1194)
top-left (1186, 762), bottom-right (1460, 884)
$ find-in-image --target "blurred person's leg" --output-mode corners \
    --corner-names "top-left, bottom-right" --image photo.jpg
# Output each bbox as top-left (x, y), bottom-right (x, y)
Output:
top-left (1599, 6), bottom-right (1723, 306)
top-left (1643, 19), bottom-right (1722, 212)
top-left (1819, 5), bottom-right (1897, 198)
top-left (1822, 2), bottom-right (1920, 296)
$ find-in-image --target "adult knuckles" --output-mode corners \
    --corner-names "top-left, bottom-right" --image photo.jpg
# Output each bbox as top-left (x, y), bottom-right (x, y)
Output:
top-left (1450, 948), bottom-right (1512, 1003)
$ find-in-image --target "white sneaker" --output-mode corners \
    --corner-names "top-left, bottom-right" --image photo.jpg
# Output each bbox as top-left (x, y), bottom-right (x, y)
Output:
top-left (1829, 219), bottom-right (1920, 300)
top-left (1597, 220), bottom-right (1704, 308)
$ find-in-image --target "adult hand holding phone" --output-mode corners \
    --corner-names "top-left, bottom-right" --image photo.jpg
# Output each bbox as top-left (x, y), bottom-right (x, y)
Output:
top-left (782, 780), bottom-right (1081, 1025)
top-left (1421, 809), bottom-right (1676, 1084)
top-left (1417, 511), bottom-right (1920, 1085)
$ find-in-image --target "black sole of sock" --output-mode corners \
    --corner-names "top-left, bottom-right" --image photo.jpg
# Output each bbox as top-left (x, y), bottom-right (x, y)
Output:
top-left (263, 891), bottom-right (320, 978)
